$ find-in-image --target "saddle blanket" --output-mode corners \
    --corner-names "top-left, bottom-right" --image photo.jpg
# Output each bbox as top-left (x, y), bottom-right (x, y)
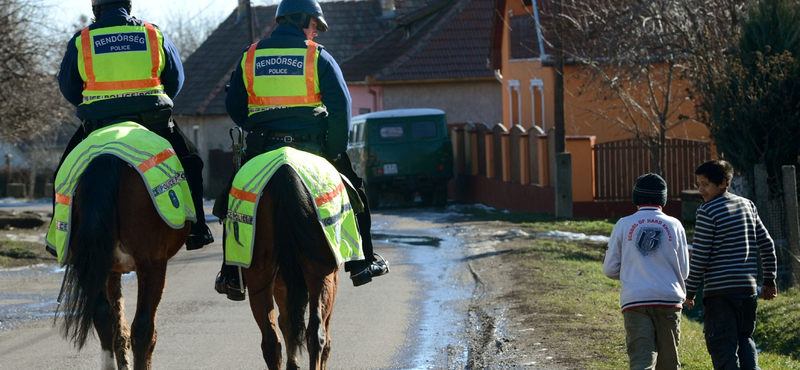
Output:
top-left (46, 121), bottom-right (196, 265)
top-left (224, 146), bottom-right (363, 268)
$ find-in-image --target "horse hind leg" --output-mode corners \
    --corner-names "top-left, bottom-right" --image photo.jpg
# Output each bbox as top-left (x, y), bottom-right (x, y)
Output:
top-left (244, 267), bottom-right (284, 370)
top-left (130, 262), bottom-right (168, 370)
top-left (305, 268), bottom-right (338, 370)
top-left (274, 276), bottom-right (300, 370)
top-left (108, 272), bottom-right (131, 370)
top-left (319, 271), bottom-right (338, 370)
top-left (93, 272), bottom-right (131, 370)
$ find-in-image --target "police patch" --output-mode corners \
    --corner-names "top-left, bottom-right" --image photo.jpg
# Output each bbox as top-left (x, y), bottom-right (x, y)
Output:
top-left (254, 55), bottom-right (304, 76)
top-left (168, 189), bottom-right (180, 208)
top-left (93, 32), bottom-right (148, 54)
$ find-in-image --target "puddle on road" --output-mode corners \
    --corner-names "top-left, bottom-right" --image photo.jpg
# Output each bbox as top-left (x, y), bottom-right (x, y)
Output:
top-left (372, 233), bottom-right (442, 248)
top-left (0, 266), bottom-right (137, 331)
top-left (0, 293), bottom-right (59, 331)
top-left (372, 219), bottom-right (471, 369)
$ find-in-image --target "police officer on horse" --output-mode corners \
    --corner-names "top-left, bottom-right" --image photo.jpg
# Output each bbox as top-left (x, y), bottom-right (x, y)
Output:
top-left (215, 0), bottom-right (389, 299)
top-left (55, 0), bottom-right (214, 251)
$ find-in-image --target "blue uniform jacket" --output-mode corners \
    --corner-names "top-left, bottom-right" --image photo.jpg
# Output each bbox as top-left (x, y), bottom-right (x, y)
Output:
top-left (225, 25), bottom-right (351, 158)
top-left (58, 7), bottom-right (184, 121)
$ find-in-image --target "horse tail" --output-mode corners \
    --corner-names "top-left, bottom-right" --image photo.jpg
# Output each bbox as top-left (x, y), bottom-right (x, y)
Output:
top-left (270, 164), bottom-right (320, 350)
top-left (59, 154), bottom-right (123, 350)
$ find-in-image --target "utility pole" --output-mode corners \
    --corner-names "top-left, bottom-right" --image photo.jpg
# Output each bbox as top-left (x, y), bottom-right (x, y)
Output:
top-left (553, 0), bottom-right (573, 218)
top-left (247, 0), bottom-right (255, 45)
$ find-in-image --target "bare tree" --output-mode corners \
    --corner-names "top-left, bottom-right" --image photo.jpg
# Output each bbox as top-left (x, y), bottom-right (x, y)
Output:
top-left (554, 0), bottom-right (742, 175)
top-left (158, 5), bottom-right (221, 62)
top-left (1, 0), bottom-right (76, 196)
top-left (1, 0), bottom-right (73, 143)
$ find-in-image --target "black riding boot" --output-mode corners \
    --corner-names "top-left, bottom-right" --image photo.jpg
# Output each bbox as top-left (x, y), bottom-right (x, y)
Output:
top-left (181, 155), bottom-right (214, 250)
top-left (214, 233), bottom-right (246, 301)
top-left (344, 187), bottom-right (389, 286)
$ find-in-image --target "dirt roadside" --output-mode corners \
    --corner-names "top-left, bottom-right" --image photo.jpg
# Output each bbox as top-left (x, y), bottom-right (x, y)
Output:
top-left (455, 219), bottom-right (604, 370)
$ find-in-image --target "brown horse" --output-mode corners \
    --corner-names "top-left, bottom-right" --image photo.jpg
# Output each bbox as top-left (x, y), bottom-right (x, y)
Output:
top-left (240, 164), bottom-right (340, 370)
top-left (57, 154), bottom-right (190, 370)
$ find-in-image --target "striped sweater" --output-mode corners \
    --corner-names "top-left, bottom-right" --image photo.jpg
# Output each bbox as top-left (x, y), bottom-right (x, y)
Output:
top-left (685, 192), bottom-right (777, 300)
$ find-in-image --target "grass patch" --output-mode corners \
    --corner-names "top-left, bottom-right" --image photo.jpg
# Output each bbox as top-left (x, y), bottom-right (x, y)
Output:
top-left (478, 211), bottom-right (800, 369)
top-left (0, 239), bottom-right (56, 268)
top-left (459, 206), bottom-right (617, 235)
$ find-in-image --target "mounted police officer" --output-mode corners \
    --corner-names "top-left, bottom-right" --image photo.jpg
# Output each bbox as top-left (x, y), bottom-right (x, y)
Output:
top-left (215, 0), bottom-right (389, 300)
top-left (55, 0), bottom-right (214, 251)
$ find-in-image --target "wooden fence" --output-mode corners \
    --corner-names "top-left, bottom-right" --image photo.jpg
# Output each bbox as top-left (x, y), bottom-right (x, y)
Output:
top-left (593, 138), bottom-right (711, 201)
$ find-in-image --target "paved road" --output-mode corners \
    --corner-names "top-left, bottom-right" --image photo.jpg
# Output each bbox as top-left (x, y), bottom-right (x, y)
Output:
top-left (0, 203), bottom-right (474, 369)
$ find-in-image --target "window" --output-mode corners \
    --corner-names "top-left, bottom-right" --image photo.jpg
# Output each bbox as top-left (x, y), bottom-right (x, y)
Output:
top-left (411, 121), bottom-right (437, 139)
top-left (379, 124), bottom-right (404, 140)
top-left (349, 122), bottom-right (365, 144)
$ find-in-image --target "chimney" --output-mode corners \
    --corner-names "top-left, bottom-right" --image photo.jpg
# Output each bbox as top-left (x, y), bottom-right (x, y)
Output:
top-left (237, 0), bottom-right (250, 22)
top-left (380, 0), bottom-right (396, 19)
top-left (237, 0), bottom-right (255, 44)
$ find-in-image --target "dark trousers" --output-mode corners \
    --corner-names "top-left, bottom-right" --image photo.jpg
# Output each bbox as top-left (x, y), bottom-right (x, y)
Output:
top-left (54, 118), bottom-right (207, 228)
top-left (703, 295), bottom-right (760, 370)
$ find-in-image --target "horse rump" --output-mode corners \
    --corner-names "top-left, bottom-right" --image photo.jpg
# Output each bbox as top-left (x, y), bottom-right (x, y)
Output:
top-left (58, 154), bottom-right (123, 349)
top-left (268, 164), bottom-right (326, 349)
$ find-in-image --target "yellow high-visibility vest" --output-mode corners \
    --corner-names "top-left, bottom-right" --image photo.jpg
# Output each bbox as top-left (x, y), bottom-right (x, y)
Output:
top-left (243, 40), bottom-right (323, 116)
top-left (76, 22), bottom-right (166, 104)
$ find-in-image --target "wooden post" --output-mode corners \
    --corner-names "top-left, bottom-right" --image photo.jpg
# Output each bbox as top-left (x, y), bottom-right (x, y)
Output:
top-left (555, 152), bottom-right (573, 218)
top-left (782, 165), bottom-right (800, 288)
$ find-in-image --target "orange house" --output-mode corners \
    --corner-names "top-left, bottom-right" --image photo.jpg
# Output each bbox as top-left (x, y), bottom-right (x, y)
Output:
top-left (490, 0), bottom-right (710, 143)
top-left (449, 0), bottom-right (713, 217)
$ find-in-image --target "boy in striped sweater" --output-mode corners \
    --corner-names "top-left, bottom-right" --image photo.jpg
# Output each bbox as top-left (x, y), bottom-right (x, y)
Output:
top-left (685, 159), bottom-right (778, 370)
top-left (604, 173), bottom-right (690, 370)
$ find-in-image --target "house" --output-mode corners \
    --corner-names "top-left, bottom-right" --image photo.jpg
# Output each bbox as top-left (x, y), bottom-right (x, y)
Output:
top-left (489, 0), bottom-right (709, 142)
top-left (173, 0), bottom-right (501, 196)
top-left (445, 0), bottom-right (714, 218)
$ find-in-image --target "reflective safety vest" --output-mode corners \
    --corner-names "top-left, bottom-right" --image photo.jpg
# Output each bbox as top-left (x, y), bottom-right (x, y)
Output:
top-left (76, 22), bottom-right (166, 104)
top-left (243, 40), bottom-right (323, 116)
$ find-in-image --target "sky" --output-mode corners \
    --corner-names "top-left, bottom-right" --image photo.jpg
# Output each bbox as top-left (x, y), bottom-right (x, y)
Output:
top-left (45, 0), bottom-right (280, 31)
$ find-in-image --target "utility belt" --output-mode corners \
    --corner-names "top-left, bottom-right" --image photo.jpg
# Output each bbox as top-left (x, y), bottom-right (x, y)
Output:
top-left (245, 129), bottom-right (326, 158)
top-left (82, 108), bottom-right (173, 134)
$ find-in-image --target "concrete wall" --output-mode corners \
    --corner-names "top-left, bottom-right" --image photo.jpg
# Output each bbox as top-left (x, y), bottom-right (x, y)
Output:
top-left (175, 115), bottom-right (236, 197)
top-left (382, 80), bottom-right (502, 125)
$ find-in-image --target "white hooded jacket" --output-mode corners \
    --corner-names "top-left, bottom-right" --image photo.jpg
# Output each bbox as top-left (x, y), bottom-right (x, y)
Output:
top-left (603, 206), bottom-right (690, 311)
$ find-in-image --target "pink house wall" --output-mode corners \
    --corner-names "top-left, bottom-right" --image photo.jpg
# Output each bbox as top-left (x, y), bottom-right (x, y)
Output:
top-left (348, 85), bottom-right (383, 116)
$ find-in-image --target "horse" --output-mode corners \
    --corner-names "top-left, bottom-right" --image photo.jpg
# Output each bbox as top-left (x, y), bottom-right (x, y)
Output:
top-left (241, 164), bottom-right (340, 370)
top-left (57, 154), bottom-right (191, 370)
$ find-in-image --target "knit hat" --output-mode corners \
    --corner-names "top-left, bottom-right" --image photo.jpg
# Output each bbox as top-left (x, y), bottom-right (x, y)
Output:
top-left (632, 173), bottom-right (668, 207)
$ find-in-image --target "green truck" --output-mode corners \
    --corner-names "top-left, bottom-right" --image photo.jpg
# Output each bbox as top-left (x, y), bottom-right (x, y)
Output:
top-left (347, 108), bottom-right (454, 207)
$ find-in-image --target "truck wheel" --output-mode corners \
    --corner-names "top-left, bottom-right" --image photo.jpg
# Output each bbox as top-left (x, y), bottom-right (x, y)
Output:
top-left (431, 186), bottom-right (447, 207)
top-left (366, 185), bottom-right (380, 209)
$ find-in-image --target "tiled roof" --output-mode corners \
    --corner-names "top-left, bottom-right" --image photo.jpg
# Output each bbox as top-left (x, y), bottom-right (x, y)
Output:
top-left (342, 0), bottom-right (496, 82)
top-left (174, 0), bottom-right (495, 116)
top-left (173, 7), bottom-right (278, 116)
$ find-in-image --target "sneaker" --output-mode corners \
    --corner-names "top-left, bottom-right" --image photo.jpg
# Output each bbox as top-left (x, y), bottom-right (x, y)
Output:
top-left (214, 271), bottom-right (246, 301)
top-left (186, 223), bottom-right (214, 250)
top-left (350, 253), bottom-right (390, 287)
